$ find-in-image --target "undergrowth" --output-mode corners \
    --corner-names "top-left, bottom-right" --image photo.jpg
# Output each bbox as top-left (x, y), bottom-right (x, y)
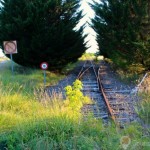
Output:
top-left (0, 61), bottom-right (150, 150)
top-left (79, 53), bottom-right (96, 61)
top-left (0, 62), bottom-right (64, 96)
top-left (64, 80), bottom-right (92, 111)
top-left (104, 58), bottom-right (144, 84)
top-left (136, 93), bottom-right (150, 125)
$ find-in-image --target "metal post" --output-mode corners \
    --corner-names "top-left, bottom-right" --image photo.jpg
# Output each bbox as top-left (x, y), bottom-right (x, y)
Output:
top-left (10, 54), bottom-right (14, 75)
top-left (44, 70), bottom-right (46, 87)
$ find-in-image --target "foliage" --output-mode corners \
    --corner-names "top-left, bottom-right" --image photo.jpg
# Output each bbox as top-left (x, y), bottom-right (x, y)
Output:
top-left (1, 119), bottom-right (150, 150)
top-left (0, 61), bottom-right (64, 132)
top-left (91, 0), bottom-right (150, 70)
top-left (60, 62), bottom-right (78, 75)
top-left (64, 79), bottom-right (92, 111)
top-left (79, 53), bottom-right (96, 61)
top-left (136, 94), bottom-right (150, 124)
top-left (0, 61), bottom-right (64, 96)
top-left (0, 0), bottom-right (86, 70)
top-left (0, 62), bottom-right (150, 149)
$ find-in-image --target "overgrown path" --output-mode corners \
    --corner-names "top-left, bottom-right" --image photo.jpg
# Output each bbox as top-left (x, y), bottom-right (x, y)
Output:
top-left (47, 60), bottom-right (135, 99)
top-left (47, 60), bottom-right (140, 126)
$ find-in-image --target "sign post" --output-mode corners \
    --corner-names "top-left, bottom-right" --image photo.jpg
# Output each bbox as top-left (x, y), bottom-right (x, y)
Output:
top-left (3, 41), bottom-right (17, 75)
top-left (40, 62), bottom-right (48, 87)
top-left (10, 53), bottom-right (14, 73)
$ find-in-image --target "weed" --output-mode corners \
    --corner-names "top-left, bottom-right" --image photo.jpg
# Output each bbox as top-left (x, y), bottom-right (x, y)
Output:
top-left (64, 80), bottom-right (93, 111)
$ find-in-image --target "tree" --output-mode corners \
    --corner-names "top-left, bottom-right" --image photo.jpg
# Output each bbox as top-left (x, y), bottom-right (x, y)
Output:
top-left (91, 0), bottom-right (150, 69)
top-left (0, 0), bottom-right (86, 70)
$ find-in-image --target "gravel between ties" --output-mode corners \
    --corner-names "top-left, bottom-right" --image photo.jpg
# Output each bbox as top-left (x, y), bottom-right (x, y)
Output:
top-left (47, 61), bottom-right (84, 98)
top-left (47, 60), bottom-right (135, 99)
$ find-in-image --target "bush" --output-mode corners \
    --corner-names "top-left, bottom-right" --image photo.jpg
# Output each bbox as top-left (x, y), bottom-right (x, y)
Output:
top-left (64, 80), bottom-right (92, 111)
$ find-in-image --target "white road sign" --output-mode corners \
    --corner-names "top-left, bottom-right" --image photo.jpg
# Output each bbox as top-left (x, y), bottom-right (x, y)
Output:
top-left (40, 62), bottom-right (48, 70)
top-left (3, 41), bottom-right (17, 54)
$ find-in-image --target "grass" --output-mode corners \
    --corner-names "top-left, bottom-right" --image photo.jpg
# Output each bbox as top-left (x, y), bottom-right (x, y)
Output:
top-left (1, 119), bottom-right (150, 149)
top-left (136, 93), bottom-right (150, 125)
top-left (79, 53), bottom-right (96, 61)
top-left (0, 61), bottom-right (64, 95)
top-left (0, 56), bottom-right (8, 62)
top-left (104, 58), bottom-right (145, 85)
top-left (60, 62), bottom-right (78, 75)
top-left (0, 61), bottom-right (150, 150)
top-left (0, 61), bottom-right (65, 130)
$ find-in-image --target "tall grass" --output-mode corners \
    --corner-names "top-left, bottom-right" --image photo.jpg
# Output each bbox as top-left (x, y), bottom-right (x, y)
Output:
top-left (0, 61), bottom-right (64, 95)
top-left (136, 93), bottom-right (150, 125)
top-left (0, 61), bottom-right (150, 150)
top-left (0, 61), bottom-right (65, 130)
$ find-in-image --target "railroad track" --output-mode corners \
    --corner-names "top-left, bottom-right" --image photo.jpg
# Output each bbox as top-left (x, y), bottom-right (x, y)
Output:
top-left (78, 60), bottom-right (136, 126)
top-left (77, 60), bottom-right (109, 121)
top-left (98, 61), bottom-right (136, 126)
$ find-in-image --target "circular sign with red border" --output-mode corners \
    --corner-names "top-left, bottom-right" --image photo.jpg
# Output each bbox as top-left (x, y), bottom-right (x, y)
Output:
top-left (40, 62), bottom-right (48, 70)
top-left (4, 41), bottom-right (17, 54)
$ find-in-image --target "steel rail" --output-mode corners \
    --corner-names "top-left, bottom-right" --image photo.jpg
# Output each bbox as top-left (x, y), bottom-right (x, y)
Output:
top-left (77, 66), bottom-right (92, 79)
top-left (98, 68), bottom-right (116, 122)
top-left (77, 60), bottom-right (116, 122)
top-left (77, 61), bottom-right (90, 79)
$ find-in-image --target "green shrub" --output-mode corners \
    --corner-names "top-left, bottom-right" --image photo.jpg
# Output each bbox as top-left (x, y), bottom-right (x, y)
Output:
top-left (64, 80), bottom-right (92, 111)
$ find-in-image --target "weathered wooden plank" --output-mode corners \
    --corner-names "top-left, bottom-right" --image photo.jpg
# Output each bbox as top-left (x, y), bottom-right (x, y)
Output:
top-left (104, 90), bottom-right (131, 93)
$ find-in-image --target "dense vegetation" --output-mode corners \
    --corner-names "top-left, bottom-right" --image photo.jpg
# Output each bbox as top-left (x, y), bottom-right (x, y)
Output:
top-left (91, 0), bottom-right (150, 70)
top-left (0, 61), bottom-right (149, 149)
top-left (0, 0), bottom-right (150, 149)
top-left (0, 0), bottom-right (86, 70)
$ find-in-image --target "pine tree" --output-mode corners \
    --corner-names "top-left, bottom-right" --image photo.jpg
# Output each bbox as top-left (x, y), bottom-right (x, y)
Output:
top-left (0, 0), bottom-right (86, 70)
top-left (91, 0), bottom-right (150, 69)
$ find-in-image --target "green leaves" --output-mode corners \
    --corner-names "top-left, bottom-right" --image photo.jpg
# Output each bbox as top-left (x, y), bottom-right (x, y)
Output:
top-left (0, 0), bottom-right (86, 70)
top-left (65, 80), bottom-right (83, 104)
top-left (92, 0), bottom-right (150, 70)
top-left (64, 79), bottom-right (92, 111)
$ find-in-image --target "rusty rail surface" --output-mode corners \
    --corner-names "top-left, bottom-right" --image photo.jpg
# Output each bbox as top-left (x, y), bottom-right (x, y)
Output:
top-left (77, 60), bottom-right (115, 122)
top-left (98, 68), bottom-right (116, 122)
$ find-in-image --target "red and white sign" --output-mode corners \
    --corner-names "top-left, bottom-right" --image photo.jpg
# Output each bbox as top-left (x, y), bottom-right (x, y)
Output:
top-left (3, 41), bottom-right (17, 54)
top-left (40, 62), bottom-right (48, 70)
